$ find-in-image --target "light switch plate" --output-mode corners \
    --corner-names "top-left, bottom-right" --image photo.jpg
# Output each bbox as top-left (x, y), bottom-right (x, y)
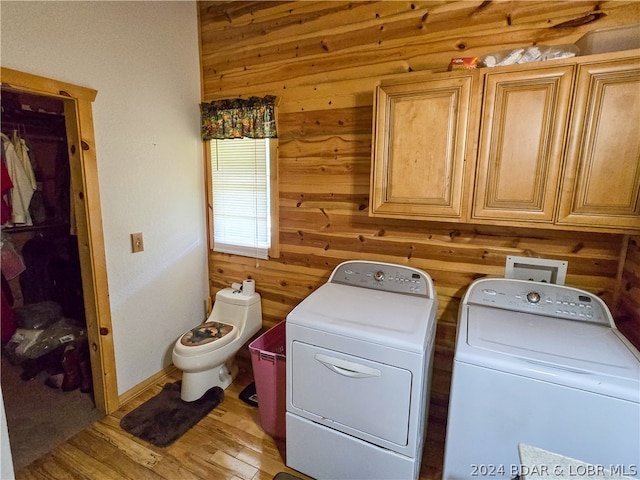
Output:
top-left (505, 256), bottom-right (567, 284)
top-left (131, 232), bottom-right (144, 253)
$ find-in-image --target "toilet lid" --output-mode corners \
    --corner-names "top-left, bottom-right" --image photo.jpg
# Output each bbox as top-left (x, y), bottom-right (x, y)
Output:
top-left (180, 321), bottom-right (235, 348)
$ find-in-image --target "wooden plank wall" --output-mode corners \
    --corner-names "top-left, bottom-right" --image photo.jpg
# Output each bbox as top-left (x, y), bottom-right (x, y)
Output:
top-left (198, 1), bottom-right (640, 403)
top-left (619, 236), bottom-right (640, 349)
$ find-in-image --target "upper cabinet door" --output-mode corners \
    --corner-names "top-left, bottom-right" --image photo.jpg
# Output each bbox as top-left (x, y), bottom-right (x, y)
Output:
top-left (472, 65), bottom-right (575, 223)
top-left (558, 56), bottom-right (640, 229)
top-left (370, 72), bottom-right (478, 221)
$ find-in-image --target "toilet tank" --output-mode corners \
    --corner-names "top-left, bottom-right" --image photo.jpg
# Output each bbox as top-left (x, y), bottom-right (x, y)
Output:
top-left (212, 287), bottom-right (262, 324)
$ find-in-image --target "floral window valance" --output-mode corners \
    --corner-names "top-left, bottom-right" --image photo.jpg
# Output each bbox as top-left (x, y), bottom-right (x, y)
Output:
top-left (200, 95), bottom-right (277, 141)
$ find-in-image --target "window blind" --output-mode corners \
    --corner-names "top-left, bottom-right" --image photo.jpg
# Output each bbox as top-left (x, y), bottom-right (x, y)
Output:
top-left (210, 138), bottom-right (271, 259)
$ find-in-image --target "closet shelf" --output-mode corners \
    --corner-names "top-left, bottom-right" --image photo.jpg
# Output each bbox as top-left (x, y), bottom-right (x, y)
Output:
top-left (3, 222), bottom-right (70, 234)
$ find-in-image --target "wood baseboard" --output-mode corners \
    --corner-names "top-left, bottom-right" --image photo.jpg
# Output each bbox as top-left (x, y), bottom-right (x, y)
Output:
top-left (117, 365), bottom-right (178, 407)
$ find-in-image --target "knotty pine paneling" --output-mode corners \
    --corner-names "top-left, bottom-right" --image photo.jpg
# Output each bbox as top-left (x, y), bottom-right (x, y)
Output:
top-left (623, 237), bottom-right (640, 312)
top-left (200, 4), bottom-right (639, 471)
top-left (201, 0), bottom-right (638, 329)
top-left (619, 236), bottom-right (640, 349)
top-left (200, 1), bottom-right (640, 100)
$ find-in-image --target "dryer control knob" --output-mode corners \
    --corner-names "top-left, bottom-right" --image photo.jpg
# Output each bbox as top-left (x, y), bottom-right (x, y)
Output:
top-left (526, 291), bottom-right (541, 304)
top-left (374, 271), bottom-right (385, 282)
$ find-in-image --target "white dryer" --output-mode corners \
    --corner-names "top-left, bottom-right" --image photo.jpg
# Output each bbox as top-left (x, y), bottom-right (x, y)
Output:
top-left (443, 278), bottom-right (640, 480)
top-left (286, 261), bottom-right (438, 480)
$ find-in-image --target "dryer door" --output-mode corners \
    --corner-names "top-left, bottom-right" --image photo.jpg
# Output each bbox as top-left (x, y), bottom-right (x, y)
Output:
top-left (290, 341), bottom-right (412, 446)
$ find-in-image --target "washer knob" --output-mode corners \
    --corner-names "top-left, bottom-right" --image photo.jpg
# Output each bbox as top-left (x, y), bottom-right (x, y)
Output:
top-left (374, 271), bottom-right (385, 282)
top-left (526, 291), bottom-right (541, 304)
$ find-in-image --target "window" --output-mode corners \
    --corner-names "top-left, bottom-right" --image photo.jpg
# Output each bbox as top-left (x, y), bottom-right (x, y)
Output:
top-left (209, 138), bottom-right (278, 259)
top-left (200, 95), bottom-right (279, 259)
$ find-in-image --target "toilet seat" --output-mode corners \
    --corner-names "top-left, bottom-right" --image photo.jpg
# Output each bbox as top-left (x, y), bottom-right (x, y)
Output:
top-left (179, 321), bottom-right (236, 350)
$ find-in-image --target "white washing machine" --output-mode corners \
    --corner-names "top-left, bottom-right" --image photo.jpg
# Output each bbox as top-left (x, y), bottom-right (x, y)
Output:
top-left (286, 260), bottom-right (438, 480)
top-left (443, 278), bottom-right (640, 480)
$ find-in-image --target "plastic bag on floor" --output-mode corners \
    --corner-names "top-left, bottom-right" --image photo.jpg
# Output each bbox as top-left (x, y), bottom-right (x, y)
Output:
top-left (21, 318), bottom-right (86, 359)
top-left (10, 329), bottom-right (44, 356)
top-left (3, 328), bottom-right (44, 364)
top-left (13, 301), bottom-right (63, 330)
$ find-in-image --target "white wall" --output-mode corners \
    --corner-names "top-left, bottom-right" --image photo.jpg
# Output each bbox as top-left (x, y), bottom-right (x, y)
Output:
top-left (0, 1), bottom-right (209, 395)
top-left (1, 390), bottom-right (14, 479)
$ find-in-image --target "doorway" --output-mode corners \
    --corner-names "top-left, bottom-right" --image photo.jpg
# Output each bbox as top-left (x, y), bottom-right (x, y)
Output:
top-left (1, 68), bottom-right (118, 417)
top-left (1, 86), bottom-right (106, 469)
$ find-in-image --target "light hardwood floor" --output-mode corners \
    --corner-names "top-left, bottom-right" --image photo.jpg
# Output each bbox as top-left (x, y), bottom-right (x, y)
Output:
top-left (15, 358), bottom-right (446, 479)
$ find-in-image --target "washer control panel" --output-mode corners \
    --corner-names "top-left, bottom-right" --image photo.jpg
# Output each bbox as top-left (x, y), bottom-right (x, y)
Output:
top-left (329, 261), bottom-right (434, 298)
top-left (466, 278), bottom-right (612, 326)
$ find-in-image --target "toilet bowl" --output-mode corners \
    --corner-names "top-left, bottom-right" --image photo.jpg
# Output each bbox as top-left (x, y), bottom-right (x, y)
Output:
top-left (172, 285), bottom-right (262, 402)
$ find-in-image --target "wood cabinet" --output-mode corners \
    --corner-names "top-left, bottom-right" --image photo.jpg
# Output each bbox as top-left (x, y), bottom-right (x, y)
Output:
top-left (557, 56), bottom-right (640, 230)
top-left (370, 71), bottom-right (479, 221)
top-left (472, 65), bottom-right (574, 223)
top-left (370, 49), bottom-right (640, 233)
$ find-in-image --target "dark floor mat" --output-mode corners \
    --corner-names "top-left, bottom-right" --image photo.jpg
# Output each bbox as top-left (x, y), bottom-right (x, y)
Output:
top-left (120, 381), bottom-right (223, 447)
top-left (273, 473), bottom-right (304, 480)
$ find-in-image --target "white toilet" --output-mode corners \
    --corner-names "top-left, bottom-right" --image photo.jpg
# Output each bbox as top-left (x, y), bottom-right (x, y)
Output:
top-left (172, 283), bottom-right (262, 402)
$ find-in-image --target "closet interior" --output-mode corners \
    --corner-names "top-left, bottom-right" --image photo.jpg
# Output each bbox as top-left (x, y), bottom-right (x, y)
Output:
top-left (1, 89), bottom-right (101, 471)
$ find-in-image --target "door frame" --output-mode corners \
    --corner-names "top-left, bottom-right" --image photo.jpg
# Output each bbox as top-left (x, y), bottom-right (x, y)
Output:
top-left (1, 67), bottom-right (118, 414)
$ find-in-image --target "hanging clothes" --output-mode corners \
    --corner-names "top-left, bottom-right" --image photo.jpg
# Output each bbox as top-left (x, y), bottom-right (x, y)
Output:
top-left (13, 131), bottom-right (37, 188)
top-left (1, 132), bottom-right (36, 225)
top-left (1, 158), bottom-right (13, 225)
